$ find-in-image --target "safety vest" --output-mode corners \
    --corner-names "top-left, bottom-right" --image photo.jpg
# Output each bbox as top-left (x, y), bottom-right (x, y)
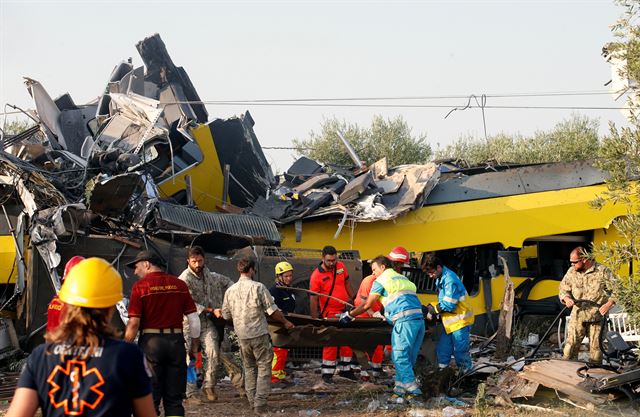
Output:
top-left (436, 267), bottom-right (474, 334)
top-left (375, 268), bottom-right (423, 324)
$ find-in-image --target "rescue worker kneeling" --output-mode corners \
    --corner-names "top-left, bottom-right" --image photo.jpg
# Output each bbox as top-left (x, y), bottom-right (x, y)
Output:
top-left (422, 254), bottom-right (474, 373)
top-left (339, 255), bottom-right (425, 399)
top-left (7, 258), bottom-right (156, 417)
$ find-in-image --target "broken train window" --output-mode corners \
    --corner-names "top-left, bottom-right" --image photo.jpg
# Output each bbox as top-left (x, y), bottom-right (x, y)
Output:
top-left (137, 129), bottom-right (203, 184)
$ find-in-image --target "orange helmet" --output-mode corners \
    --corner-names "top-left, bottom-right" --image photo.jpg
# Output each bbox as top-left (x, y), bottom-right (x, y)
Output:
top-left (388, 246), bottom-right (410, 264)
top-left (62, 256), bottom-right (85, 282)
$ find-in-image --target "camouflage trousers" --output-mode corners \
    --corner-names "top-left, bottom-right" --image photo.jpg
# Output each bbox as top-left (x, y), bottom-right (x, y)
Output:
top-left (238, 334), bottom-right (274, 409)
top-left (563, 319), bottom-right (603, 363)
top-left (185, 319), bottom-right (244, 395)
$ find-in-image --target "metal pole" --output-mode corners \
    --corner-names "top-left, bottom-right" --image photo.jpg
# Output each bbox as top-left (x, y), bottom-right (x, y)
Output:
top-left (185, 175), bottom-right (194, 206)
top-left (222, 164), bottom-right (230, 205)
top-left (336, 130), bottom-right (364, 169)
top-left (277, 286), bottom-right (355, 308)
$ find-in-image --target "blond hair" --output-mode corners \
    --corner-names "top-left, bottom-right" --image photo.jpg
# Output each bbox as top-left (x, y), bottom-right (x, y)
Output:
top-left (45, 305), bottom-right (119, 360)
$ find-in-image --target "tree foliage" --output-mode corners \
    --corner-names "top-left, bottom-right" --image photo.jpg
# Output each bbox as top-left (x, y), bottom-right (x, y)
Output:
top-left (435, 114), bottom-right (601, 166)
top-left (292, 115), bottom-right (432, 167)
top-left (591, 0), bottom-right (640, 324)
top-left (1, 118), bottom-right (34, 135)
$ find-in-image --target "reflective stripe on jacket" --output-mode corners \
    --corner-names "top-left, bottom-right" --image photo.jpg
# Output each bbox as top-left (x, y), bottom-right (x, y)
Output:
top-left (373, 268), bottom-right (423, 324)
top-left (436, 266), bottom-right (474, 334)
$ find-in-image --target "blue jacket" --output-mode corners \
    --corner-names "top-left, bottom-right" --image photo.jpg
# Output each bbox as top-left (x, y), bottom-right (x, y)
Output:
top-left (435, 266), bottom-right (474, 333)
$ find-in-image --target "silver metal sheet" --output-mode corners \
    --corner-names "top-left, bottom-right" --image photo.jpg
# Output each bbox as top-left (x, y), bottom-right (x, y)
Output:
top-left (23, 78), bottom-right (66, 149)
top-left (156, 201), bottom-right (280, 244)
top-left (426, 160), bottom-right (608, 205)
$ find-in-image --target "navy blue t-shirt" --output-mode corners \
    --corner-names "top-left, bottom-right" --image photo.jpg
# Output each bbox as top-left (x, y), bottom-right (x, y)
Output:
top-left (269, 285), bottom-right (296, 314)
top-left (17, 337), bottom-right (151, 417)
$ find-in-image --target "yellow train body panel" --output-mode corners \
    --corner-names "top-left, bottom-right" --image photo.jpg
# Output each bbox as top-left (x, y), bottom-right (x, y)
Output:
top-left (156, 124), bottom-right (226, 212)
top-left (281, 184), bottom-right (627, 260)
top-left (417, 277), bottom-right (561, 316)
top-left (0, 235), bottom-right (18, 284)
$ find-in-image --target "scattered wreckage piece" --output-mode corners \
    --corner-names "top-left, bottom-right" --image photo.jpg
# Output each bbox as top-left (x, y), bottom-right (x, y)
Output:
top-left (494, 256), bottom-right (515, 361)
top-left (0, 318), bottom-right (20, 361)
top-left (517, 359), bottom-right (615, 406)
top-left (486, 369), bottom-right (539, 399)
top-left (151, 200), bottom-right (281, 253)
top-left (268, 313), bottom-right (390, 352)
top-left (135, 33), bottom-right (208, 124)
top-left (251, 157), bottom-right (440, 225)
top-left (0, 371), bottom-right (20, 402)
top-left (206, 111), bottom-right (275, 207)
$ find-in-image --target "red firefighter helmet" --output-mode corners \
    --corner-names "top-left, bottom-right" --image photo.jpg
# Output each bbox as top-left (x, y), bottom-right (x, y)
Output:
top-left (62, 256), bottom-right (85, 282)
top-left (388, 246), bottom-right (410, 264)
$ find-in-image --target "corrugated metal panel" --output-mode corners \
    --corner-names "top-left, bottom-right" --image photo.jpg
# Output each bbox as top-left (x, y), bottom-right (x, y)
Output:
top-left (156, 201), bottom-right (280, 243)
top-left (426, 160), bottom-right (608, 205)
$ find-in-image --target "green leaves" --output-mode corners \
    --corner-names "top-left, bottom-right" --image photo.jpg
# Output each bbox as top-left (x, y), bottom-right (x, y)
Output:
top-left (435, 114), bottom-right (600, 167)
top-left (292, 115), bottom-right (431, 167)
top-left (593, 0), bottom-right (640, 325)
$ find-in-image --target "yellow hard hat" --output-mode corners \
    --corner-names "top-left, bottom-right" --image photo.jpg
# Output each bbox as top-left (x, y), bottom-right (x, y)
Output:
top-left (58, 257), bottom-right (123, 308)
top-left (275, 261), bottom-right (293, 275)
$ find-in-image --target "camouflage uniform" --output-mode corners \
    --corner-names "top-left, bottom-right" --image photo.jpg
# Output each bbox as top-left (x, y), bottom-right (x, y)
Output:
top-left (559, 262), bottom-right (614, 363)
top-left (221, 276), bottom-right (278, 410)
top-left (179, 267), bottom-right (244, 394)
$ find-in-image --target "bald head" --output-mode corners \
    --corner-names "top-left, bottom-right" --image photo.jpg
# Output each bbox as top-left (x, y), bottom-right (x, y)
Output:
top-left (569, 246), bottom-right (592, 272)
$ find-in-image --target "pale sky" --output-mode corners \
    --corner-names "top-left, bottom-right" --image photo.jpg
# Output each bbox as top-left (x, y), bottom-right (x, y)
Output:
top-left (0, 0), bottom-right (631, 172)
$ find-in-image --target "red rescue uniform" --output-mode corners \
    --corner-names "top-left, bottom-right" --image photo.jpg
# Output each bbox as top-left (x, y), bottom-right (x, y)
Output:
top-left (354, 274), bottom-right (384, 377)
top-left (46, 296), bottom-right (65, 333)
top-left (309, 261), bottom-right (357, 376)
top-left (354, 274), bottom-right (382, 317)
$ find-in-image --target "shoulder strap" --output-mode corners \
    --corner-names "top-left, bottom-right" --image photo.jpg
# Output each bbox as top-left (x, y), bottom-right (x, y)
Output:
top-left (319, 264), bottom-right (338, 317)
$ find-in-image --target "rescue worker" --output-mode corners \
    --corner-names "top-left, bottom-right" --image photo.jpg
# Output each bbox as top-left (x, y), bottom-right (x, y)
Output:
top-left (125, 250), bottom-right (201, 417)
top-left (7, 258), bottom-right (156, 417)
top-left (269, 261), bottom-right (297, 385)
top-left (340, 255), bottom-right (425, 399)
top-left (559, 246), bottom-right (616, 363)
top-left (354, 261), bottom-right (384, 380)
top-left (422, 254), bottom-right (474, 373)
top-left (220, 256), bottom-right (294, 416)
top-left (388, 246), bottom-right (411, 273)
top-left (309, 245), bottom-right (358, 382)
top-left (46, 255), bottom-right (84, 333)
top-left (178, 245), bottom-right (244, 401)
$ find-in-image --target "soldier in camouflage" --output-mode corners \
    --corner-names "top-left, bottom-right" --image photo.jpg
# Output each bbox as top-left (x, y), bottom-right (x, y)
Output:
top-left (221, 256), bottom-right (294, 416)
top-left (179, 246), bottom-right (244, 402)
top-left (559, 246), bottom-right (616, 363)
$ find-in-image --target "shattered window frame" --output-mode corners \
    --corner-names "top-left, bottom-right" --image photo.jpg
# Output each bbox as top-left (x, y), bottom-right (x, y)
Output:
top-left (133, 136), bottom-right (204, 184)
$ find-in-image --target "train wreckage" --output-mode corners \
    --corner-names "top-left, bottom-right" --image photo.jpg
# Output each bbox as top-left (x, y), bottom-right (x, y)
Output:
top-left (0, 33), bottom-right (439, 349)
top-left (3, 33), bottom-right (640, 411)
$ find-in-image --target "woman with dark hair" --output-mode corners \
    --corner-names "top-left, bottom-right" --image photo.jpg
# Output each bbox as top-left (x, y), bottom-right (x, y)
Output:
top-left (6, 257), bottom-right (155, 417)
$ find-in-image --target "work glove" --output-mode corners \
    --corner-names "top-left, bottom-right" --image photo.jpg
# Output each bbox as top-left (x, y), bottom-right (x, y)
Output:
top-left (338, 311), bottom-right (354, 326)
top-left (425, 304), bottom-right (437, 320)
top-left (370, 311), bottom-right (384, 320)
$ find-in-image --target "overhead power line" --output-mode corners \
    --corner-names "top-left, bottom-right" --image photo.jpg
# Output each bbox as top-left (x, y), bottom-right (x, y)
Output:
top-left (184, 101), bottom-right (630, 111)
top-left (178, 90), bottom-right (615, 103)
top-left (0, 89), bottom-right (630, 116)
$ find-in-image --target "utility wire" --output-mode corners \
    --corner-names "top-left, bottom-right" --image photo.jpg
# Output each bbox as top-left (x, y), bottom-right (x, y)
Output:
top-left (0, 90), bottom-right (626, 116)
top-left (173, 101), bottom-right (631, 110)
top-left (0, 103), bottom-right (629, 116)
top-left (185, 90), bottom-right (615, 103)
top-left (262, 146), bottom-right (311, 150)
